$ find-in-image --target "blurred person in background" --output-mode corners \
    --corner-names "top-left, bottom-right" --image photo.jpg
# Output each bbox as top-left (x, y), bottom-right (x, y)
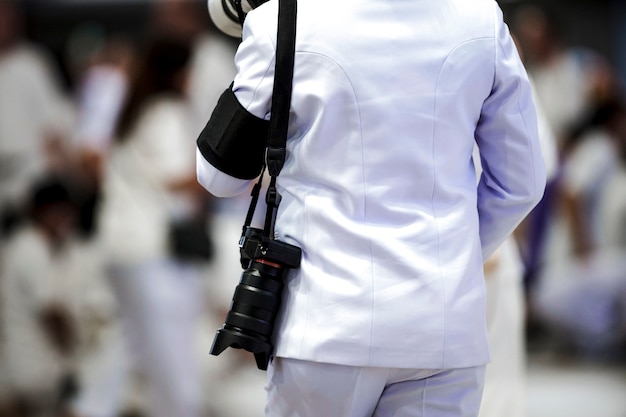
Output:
top-left (71, 37), bottom-right (135, 240)
top-left (148, 2), bottom-right (270, 416)
top-left (1, 177), bottom-right (81, 417)
top-left (171, 3), bottom-right (241, 136)
top-left (148, 0), bottom-right (238, 132)
top-left (513, 4), bottom-right (626, 360)
top-left (513, 5), bottom-right (610, 147)
top-left (73, 38), bottom-right (133, 160)
top-left (511, 5), bottom-right (617, 320)
top-left (67, 36), bottom-right (137, 417)
top-left (87, 36), bottom-right (204, 417)
top-left (559, 95), bottom-right (625, 259)
top-left (598, 103), bottom-right (626, 251)
top-left (532, 98), bottom-right (626, 359)
top-left (0, 0), bottom-right (74, 238)
top-left (1, 3), bottom-right (76, 414)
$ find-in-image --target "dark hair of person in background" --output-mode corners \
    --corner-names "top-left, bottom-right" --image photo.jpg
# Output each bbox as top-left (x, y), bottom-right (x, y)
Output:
top-left (28, 176), bottom-right (78, 247)
top-left (563, 98), bottom-right (626, 157)
top-left (115, 36), bottom-right (192, 140)
top-left (0, 0), bottom-right (22, 54)
top-left (512, 5), bottom-right (564, 68)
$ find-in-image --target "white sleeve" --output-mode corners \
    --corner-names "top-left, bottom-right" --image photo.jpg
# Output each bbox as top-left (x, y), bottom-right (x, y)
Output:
top-left (196, 4), bottom-right (277, 197)
top-left (196, 149), bottom-right (251, 197)
top-left (474, 8), bottom-right (547, 260)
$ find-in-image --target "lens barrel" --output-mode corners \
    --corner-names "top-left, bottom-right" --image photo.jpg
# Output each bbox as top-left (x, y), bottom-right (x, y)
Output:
top-left (210, 260), bottom-right (285, 370)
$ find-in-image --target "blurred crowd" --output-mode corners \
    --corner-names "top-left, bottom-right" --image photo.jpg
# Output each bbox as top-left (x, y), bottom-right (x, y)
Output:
top-left (0, 1), bottom-right (624, 417)
top-left (0, 1), bottom-right (267, 417)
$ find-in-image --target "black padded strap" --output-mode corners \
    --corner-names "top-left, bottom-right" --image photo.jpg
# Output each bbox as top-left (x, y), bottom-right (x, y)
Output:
top-left (197, 87), bottom-right (269, 180)
top-left (263, 0), bottom-right (297, 238)
top-left (237, 0), bottom-right (296, 240)
top-left (267, 0), bottom-right (296, 178)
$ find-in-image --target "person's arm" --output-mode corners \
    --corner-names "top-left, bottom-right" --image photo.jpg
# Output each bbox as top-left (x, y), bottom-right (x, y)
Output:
top-left (39, 302), bottom-right (76, 356)
top-left (561, 189), bottom-right (593, 257)
top-left (559, 132), bottom-right (614, 258)
top-left (7, 235), bottom-right (78, 357)
top-left (196, 4), bottom-right (276, 198)
top-left (475, 7), bottom-right (546, 260)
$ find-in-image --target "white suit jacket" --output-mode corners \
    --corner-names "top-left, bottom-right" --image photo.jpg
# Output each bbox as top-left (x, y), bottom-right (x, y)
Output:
top-left (197, 0), bottom-right (546, 369)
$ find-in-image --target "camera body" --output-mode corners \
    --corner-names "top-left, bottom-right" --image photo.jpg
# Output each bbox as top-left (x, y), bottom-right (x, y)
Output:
top-left (210, 227), bottom-right (301, 370)
top-left (239, 226), bottom-right (301, 269)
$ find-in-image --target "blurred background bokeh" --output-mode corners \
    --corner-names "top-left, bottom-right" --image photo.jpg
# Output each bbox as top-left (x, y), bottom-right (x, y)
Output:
top-left (0, 0), bottom-right (624, 417)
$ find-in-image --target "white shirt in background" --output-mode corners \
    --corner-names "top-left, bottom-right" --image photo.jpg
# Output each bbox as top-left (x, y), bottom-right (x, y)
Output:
top-left (0, 44), bottom-right (74, 206)
top-left (98, 97), bottom-right (195, 265)
top-left (1, 227), bottom-right (80, 394)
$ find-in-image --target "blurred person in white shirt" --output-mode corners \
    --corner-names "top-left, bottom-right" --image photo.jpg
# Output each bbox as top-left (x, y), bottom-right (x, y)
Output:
top-left (146, 3), bottom-right (271, 415)
top-left (513, 5), bottom-right (610, 147)
top-left (533, 98), bottom-right (626, 358)
top-left (86, 36), bottom-right (204, 417)
top-left (147, 0), bottom-right (238, 134)
top-left (511, 5), bottom-right (616, 307)
top-left (0, 1), bottom-right (74, 236)
top-left (1, 178), bottom-right (81, 417)
top-left (70, 37), bottom-right (135, 239)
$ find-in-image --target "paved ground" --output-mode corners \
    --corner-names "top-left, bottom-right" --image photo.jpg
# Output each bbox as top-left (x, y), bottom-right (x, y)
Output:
top-left (526, 356), bottom-right (626, 417)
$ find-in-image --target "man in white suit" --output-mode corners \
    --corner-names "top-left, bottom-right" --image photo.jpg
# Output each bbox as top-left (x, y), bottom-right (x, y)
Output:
top-left (196, 0), bottom-right (546, 415)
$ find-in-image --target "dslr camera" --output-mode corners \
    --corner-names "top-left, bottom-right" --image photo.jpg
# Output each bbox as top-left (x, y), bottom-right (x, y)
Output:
top-left (209, 226), bottom-right (301, 370)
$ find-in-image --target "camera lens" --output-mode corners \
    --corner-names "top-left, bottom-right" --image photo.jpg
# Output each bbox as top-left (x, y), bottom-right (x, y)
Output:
top-left (210, 260), bottom-right (285, 370)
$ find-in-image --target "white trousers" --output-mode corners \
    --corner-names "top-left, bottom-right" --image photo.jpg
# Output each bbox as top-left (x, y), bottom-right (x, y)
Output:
top-left (266, 358), bottom-right (486, 417)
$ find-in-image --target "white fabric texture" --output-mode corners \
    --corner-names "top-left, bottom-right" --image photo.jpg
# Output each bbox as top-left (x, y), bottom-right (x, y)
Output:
top-left (197, 0), bottom-right (545, 369)
top-left (266, 358), bottom-right (486, 417)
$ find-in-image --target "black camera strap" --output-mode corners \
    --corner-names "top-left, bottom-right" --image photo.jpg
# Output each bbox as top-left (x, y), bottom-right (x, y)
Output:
top-left (242, 0), bottom-right (297, 240)
top-left (267, 0), bottom-right (296, 178)
top-left (215, 0), bottom-right (300, 372)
